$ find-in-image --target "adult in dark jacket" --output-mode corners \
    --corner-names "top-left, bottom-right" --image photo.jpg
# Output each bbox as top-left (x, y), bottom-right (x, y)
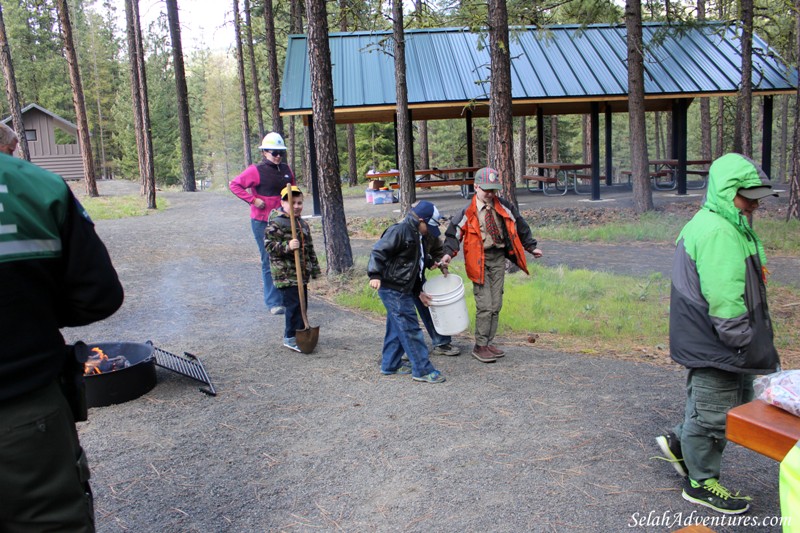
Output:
top-left (229, 132), bottom-right (295, 315)
top-left (368, 201), bottom-right (449, 383)
top-left (656, 153), bottom-right (780, 515)
top-left (0, 153), bottom-right (123, 531)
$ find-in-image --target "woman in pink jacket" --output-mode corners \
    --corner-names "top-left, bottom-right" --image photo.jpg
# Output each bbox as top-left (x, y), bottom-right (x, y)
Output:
top-left (229, 132), bottom-right (296, 315)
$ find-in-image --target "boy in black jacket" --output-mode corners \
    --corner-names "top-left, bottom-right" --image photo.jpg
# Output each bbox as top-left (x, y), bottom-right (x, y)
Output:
top-left (368, 201), bottom-right (449, 383)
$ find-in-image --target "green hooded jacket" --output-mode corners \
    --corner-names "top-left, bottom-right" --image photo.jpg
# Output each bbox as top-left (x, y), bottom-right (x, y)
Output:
top-left (669, 153), bottom-right (779, 374)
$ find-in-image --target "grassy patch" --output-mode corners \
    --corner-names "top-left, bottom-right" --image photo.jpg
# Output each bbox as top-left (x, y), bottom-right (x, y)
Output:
top-left (536, 211), bottom-right (686, 244)
top-left (80, 195), bottom-right (168, 220)
top-left (533, 210), bottom-right (800, 255)
top-left (314, 258), bottom-right (800, 369)
top-left (755, 218), bottom-right (800, 255)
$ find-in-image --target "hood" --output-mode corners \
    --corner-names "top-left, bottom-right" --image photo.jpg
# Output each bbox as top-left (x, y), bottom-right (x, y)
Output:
top-left (703, 153), bottom-right (769, 264)
top-left (704, 153), bottom-right (768, 222)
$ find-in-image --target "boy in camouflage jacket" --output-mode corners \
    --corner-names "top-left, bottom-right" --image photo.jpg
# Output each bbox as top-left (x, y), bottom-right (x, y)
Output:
top-left (265, 186), bottom-right (321, 351)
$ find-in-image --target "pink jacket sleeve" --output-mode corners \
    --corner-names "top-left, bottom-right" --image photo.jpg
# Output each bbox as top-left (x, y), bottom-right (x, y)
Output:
top-left (229, 165), bottom-right (268, 220)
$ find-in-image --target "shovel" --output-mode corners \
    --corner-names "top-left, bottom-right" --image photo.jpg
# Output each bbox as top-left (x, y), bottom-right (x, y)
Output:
top-left (288, 201), bottom-right (319, 353)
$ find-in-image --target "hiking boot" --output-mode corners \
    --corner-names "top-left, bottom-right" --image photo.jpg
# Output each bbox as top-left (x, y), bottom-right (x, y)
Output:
top-left (381, 364), bottom-right (412, 375)
top-left (655, 432), bottom-right (687, 477)
top-left (471, 345), bottom-right (497, 363)
top-left (283, 337), bottom-right (302, 352)
top-left (412, 370), bottom-right (446, 383)
top-left (432, 343), bottom-right (460, 356)
top-left (682, 478), bottom-right (751, 515)
top-left (487, 344), bottom-right (505, 357)
top-left (270, 306), bottom-right (286, 315)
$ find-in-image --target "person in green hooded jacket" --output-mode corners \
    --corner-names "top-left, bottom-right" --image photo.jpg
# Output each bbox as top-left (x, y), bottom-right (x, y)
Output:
top-left (656, 153), bottom-right (780, 515)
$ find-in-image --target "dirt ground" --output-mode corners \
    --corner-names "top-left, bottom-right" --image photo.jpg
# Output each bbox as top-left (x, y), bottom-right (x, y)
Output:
top-left (63, 180), bottom-right (788, 532)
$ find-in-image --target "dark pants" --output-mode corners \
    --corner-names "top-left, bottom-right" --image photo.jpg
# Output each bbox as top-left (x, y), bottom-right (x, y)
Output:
top-left (0, 380), bottom-right (94, 532)
top-left (674, 367), bottom-right (755, 481)
top-left (280, 284), bottom-right (308, 340)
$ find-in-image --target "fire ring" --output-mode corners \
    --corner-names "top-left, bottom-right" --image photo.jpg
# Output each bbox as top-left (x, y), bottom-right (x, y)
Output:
top-left (84, 342), bottom-right (157, 408)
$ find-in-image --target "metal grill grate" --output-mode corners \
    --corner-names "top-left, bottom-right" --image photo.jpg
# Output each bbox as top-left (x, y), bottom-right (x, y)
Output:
top-left (147, 341), bottom-right (216, 396)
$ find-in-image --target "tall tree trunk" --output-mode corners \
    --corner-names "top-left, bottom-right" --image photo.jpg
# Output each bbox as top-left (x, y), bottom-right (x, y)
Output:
top-left (0, 5), bottom-right (30, 161)
top-left (582, 114), bottom-right (590, 163)
top-left (130, 0), bottom-right (156, 208)
top-left (550, 116), bottom-right (558, 162)
top-left (264, 0), bottom-right (282, 134)
top-left (488, 0), bottom-right (516, 205)
top-left (666, 111), bottom-right (673, 157)
top-left (715, 97), bottom-right (725, 158)
top-left (392, 0), bottom-right (415, 212)
top-left (124, 0), bottom-right (145, 190)
top-left (654, 112), bottom-right (661, 160)
top-left (734, 0), bottom-right (754, 157)
top-left (305, 0), bottom-right (353, 273)
top-left (89, 25), bottom-right (107, 178)
top-left (55, 0), bottom-right (98, 197)
top-left (698, 0), bottom-right (712, 161)
top-left (516, 116), bottom-right (526, 183)
top-left (233, 0), bottom-right (251, 166)
top-left (626, 0), bottom-right (653, 212)
top-left (341, 0), bottom-right (358, 188)
top-left (418, 121), bottom-right (430, 170)
top-left (166, 0), bottom-right (196, 192)
top-left (346, 124), bottom-right (357, 187)
top-left (244, 0), bottom-right (265, 139)
top-left (788, 0), bottom-right (800, 220)
top-left (779, 94), bottom-right (789, 181)
top-left (289, 0), bottom-right (304, 183)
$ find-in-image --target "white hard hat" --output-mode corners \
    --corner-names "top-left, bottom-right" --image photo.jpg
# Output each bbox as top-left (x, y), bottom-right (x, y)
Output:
top-left (259, 132), bottom-right (286, 151)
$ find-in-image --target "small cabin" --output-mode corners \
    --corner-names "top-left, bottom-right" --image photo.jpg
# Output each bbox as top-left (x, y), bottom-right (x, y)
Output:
top-left (2, 103), bottom-right (83, 180)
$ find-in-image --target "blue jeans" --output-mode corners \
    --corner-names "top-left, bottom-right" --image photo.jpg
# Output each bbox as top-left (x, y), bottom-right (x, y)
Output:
top-left (280, 285), bottom-right (307, 340)
top-left (414, 296), bottom-right (451, 347)
top-left (251, 218), bottom-right (282, 309)
top-left (674, 367), bottom-right (754, 481)
top-left (378, 288), bottom-right (436, 378)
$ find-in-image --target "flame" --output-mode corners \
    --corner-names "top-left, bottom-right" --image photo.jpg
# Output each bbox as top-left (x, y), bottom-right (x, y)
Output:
top-left (84, 347), bottom-right (109, 375)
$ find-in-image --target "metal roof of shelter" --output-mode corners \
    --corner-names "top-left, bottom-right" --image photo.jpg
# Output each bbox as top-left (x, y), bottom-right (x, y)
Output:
top-left (280, 22), bottom-right (797, 124)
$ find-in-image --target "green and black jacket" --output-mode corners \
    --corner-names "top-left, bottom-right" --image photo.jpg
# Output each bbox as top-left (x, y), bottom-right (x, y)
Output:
top-left (669, 153), bottom-right (779, 374)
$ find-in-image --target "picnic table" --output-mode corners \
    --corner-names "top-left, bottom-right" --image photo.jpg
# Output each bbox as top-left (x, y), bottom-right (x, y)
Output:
top-left (523, 162), bottom-right (592, 195)
top-left (648, 159), bottom-right (711, 191)
top-left (373, 167), bottom-right (479, 198)
top-left (727, 399), bottom-right (800, 462)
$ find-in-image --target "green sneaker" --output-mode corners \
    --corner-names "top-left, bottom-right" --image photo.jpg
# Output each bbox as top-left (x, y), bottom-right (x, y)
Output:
top-left (655, 432), bottom-right (687, 477)
top-left (682, 478), bottom-right (751, 515)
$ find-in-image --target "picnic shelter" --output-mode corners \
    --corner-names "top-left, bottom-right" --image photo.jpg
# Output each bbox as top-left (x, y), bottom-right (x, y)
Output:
top-left (280, 22), bottom-right (798, 206)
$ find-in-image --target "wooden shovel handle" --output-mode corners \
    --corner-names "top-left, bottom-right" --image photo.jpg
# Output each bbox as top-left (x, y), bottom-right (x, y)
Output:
top-left (288, 203), bottom-right (310, 330)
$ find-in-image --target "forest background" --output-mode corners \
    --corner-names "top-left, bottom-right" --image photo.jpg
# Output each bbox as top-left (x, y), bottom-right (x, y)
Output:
top-left (0, 0), bottom-right (796, 191)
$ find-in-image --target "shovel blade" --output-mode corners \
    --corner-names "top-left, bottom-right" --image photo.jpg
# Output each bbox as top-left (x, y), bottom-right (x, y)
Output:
top-left (296, 326), bottom-right (319, 354)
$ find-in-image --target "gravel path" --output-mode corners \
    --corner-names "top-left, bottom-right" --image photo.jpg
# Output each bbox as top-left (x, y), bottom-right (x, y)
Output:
top-left (63, 181), bottom-right (784, 532)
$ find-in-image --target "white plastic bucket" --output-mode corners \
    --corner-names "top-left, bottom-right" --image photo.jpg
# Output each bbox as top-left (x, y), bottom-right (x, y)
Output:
top-left (422, 274), bottom-right (469, 336)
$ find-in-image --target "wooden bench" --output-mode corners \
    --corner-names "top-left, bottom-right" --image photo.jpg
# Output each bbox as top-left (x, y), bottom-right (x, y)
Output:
top-left (727, 399), bottom-right (800, 462)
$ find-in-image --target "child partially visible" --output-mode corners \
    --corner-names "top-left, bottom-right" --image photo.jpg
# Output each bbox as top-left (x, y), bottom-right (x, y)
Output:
top-left (265, 185), bottom-right (321, 352)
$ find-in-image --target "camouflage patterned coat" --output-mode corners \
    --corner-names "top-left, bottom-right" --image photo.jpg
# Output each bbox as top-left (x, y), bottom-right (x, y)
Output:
top-left (264, 208), bottom-right (321, 288)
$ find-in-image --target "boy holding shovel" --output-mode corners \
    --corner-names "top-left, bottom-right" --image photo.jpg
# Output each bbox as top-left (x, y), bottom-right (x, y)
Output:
top-left (265, 185), bottom-right (321, 352)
